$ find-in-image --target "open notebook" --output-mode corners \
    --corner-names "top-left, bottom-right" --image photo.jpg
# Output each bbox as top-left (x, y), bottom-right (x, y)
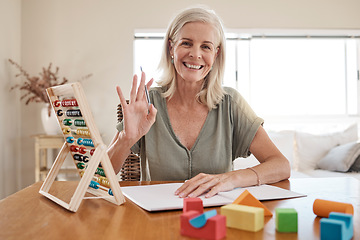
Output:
top-left (121, 183), bottom-right (306, 212)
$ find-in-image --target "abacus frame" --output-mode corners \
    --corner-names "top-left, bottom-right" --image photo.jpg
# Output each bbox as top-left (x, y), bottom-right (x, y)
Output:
top-left (39, 82), bottom-right (125, 212)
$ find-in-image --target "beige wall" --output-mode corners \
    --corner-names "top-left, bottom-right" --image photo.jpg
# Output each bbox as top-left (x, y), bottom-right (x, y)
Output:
top-left (0, 0), bottom-right (21, 198)
top-left (1, 0), bottom-right (360, 198)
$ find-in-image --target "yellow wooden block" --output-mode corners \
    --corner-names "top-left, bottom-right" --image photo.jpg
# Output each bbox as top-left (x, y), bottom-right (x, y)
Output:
top-left (220, 204), bottom-right (264, 232)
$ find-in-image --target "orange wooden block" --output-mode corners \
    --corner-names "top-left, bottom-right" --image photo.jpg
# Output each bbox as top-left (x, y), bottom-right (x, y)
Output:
top-left (313, 199), bottom-right (354, 218)
top-left (233, 189), bottom-right (272, 217)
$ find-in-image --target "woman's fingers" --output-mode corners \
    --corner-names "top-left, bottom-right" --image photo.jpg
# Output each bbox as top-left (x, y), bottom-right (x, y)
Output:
top-left (116, 86), bottom-right (127, 111)
top-left (130, 75), bottom-right (138, 104)
top-left (175, 174), bottom-right (217, 198)
top-left (175, 173), bottom-right (235, 198)
top-left (136, 71), bottom-right (146, 101)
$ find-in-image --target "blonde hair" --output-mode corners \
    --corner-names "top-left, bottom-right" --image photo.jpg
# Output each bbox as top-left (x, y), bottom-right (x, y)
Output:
top-left (157, 6), bottom-right (226, 110)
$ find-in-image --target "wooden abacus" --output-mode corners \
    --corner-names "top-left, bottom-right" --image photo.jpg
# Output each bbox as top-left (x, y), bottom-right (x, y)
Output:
top-left (39, 82), bottom-right (125, 212)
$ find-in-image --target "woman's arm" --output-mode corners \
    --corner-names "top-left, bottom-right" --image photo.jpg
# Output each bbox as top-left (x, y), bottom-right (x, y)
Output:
top-left (107, 72), bottom-right (157, 174)
top-left (175, 126), bottom-right (290, 198)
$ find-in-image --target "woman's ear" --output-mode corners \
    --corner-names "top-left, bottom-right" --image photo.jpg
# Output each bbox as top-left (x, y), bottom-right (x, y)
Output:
top-left (168, 39), bottom-right (174, 56)
top-left (215, 47), bottom-right (220, 58)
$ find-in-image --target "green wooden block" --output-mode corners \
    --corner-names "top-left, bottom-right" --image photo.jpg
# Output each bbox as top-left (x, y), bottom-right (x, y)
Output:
top-left (275, 208), bottom-right (298, 233)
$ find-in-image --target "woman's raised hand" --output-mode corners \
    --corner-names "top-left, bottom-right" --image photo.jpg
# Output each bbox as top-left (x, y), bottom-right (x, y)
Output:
top-left (116, 71), bottom-right (157, 143)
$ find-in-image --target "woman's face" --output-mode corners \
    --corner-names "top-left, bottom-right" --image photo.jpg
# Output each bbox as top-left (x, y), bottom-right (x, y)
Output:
top-left (170, 21), bottom-right (219, 85)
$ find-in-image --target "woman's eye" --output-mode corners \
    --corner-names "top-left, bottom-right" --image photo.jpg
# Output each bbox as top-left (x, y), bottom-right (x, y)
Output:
top-left (181, 42), bottom-right (191, 46)
top-left (202, 45), bottom-right (211, 50)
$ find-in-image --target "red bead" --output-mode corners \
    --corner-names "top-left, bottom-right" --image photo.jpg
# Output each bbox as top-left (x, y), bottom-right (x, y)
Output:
top-left (70, 145), bottom-right (79, 152)
top-left (53, 100), bottom-right (61, 107)
top-left (79, 147), bottom-right (86, 154)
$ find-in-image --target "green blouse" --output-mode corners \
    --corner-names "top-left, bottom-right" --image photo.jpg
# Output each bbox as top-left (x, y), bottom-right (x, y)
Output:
top-left (116, 86), bottom-right (264, 181)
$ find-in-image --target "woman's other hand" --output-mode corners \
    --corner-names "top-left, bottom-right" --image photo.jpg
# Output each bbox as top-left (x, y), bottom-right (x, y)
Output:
top-left (174, 172), bottom-right (239, 198)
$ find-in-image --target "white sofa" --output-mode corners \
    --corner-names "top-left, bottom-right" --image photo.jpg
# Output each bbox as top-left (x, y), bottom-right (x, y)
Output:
top-left (234, 123), bottom-right (360, 181)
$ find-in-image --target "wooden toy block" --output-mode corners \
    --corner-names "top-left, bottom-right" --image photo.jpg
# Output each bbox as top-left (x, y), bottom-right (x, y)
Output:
top-left (183, 198), bottom-right (203, 213)
top-left (190, 209), bottom-right (217, 228)
top-left (275, 208), bottom-right (298, 233)
top-left (220, 204), bottom-right (264, 232)
top-left (313, 199), bottom-right (354, 218)
top-left (180, 210), bottom-right (226, 240)
top-left (232, 189), bottom-right (272, 216)
top-left (320, 212), bottom-right (353, 240)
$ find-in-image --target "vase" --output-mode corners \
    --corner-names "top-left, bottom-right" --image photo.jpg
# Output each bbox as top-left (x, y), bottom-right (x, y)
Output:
top-left (41, 104), bottom-right (61, 135)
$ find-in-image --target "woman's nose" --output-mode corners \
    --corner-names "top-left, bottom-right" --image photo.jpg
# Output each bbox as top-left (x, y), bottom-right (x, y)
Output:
top-left (189, 47), bottom-right (201, 59)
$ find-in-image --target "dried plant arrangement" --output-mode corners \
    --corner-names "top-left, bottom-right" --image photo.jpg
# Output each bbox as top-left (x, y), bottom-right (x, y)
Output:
top-left (9, 59), bottom-right (92, 116)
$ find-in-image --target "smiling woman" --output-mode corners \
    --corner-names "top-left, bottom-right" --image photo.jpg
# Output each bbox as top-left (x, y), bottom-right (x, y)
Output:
top-left (108, 6), bottom-right (290, 200)
top-left (169, 22), bottom-right (219, 92)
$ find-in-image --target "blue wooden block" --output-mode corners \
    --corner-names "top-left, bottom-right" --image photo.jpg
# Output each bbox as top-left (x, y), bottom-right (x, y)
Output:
top-left (189, 209), bottom-right (217, 228)
top-left (320, 212), bottom-right (353, 240)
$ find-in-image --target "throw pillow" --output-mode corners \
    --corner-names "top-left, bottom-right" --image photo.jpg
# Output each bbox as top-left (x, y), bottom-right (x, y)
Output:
top-left (349, 155), bottom-right (360, 172)
top-left (317, 141), bottom-right (360, 172)
top-left (294, 123), bottom-right (358, 171)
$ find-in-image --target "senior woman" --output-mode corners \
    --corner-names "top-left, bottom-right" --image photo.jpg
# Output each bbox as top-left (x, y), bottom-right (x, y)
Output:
top-left (107, 6), bottom-right (290, 198)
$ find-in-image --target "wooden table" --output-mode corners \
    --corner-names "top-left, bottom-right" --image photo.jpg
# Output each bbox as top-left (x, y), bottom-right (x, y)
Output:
top-left (0, 177), bottom-right (359, 240)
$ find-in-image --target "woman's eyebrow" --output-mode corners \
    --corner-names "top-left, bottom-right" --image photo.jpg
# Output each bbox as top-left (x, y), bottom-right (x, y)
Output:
top-left (180, 38), bottom-right (215, 46)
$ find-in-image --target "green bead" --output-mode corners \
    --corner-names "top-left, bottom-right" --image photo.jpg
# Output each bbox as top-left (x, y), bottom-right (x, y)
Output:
top-left (63, 119), bottom-right (72, 126)
top-left (74, 119), bottom-right (86, 127)
top-left (77, 162), bottom-right (85, 169)
top-left (96, 168), bottom-right (105, 177)
top-left (275, 208), bottom-right (298, 233)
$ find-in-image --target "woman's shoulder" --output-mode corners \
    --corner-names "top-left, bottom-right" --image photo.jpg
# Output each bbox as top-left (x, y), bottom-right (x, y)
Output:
top-left (222, 86), bottom-right (243, 102)
top-left (149, 86), bottom-right (165, 97)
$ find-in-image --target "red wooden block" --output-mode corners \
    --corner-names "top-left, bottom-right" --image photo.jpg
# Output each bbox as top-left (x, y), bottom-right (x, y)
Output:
top-left (180, 210), bottom-right (226, 240)
top-left (183, 198), bottom-right (203, 213)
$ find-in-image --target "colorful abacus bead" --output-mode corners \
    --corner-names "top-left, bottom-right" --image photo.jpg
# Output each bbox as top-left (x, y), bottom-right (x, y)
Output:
top-left (62, 99), bottom-right (78, 107)
top-left (57, 109), bottom-right (63, 116)
top-left (70, 145), bottom-right (79, 152)
top-left (73, 154), bottom-right (89, 163)
top-left (66, 136), bottom-right (75, 143)
top-left (77, 162), bottom-right (85, 169)
top-left (78, 147), bottom-right (86, 154)
top-left (82, 156), bottom-right (89, 163)
top-left (63, 119), bottom-right (73, 126)
top-left (96, 168), bottom-right (106, 177)
top-left (63, 127), bottom-right (71, 134)
top-left (66, 109), bottom-right (82, 117)
top-left (89, 180), bottom-right (113, 196)
top-left (77, 138), bottom-right (94, 147)
top-left (83, 139), bottom-right (94, 147)
top-left (90, 149), bottom-right (95, 155)
top-left (73, 154), bottom-right (83, 161)
top-left (74, 119), bottom-right (86, 127)
top-left (76, 128), bottom-right (91, 137)
top-left (53, 100), bottom-right (61, 107)
top-left (99, 177), bottom-right (110, 188)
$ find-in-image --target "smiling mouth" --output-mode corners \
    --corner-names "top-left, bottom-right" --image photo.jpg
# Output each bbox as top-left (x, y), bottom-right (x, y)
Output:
top-left (184, 63), bottom-right (203, 70)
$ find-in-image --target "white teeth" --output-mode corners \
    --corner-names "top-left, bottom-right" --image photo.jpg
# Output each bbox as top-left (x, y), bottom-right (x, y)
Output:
top-left (185, 63), bottom-right (201, 69)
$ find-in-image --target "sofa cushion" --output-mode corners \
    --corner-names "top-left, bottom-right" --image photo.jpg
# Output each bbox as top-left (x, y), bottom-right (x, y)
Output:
top-left (317, 141), bottom-right (360, 172)
top-left (294, 123), bottom-right (358, 171)
top-left (349, 155), bottom-right (360, 172)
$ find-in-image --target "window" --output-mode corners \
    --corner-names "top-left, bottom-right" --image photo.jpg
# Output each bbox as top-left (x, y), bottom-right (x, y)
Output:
top-left (134, 32), bottom-right (360, 117)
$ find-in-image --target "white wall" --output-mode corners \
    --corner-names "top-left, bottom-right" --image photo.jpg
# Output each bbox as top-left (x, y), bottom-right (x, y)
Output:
top-left (0, 0), bottom-right (21, 199)
top-left (1, 0), bottom-right (360, 198)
